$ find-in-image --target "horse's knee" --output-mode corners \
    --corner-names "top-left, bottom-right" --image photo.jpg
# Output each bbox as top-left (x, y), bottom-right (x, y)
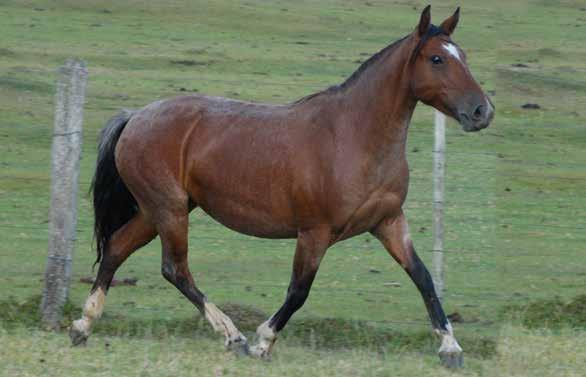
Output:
top-left (161, 260), bottom-right (176, 283)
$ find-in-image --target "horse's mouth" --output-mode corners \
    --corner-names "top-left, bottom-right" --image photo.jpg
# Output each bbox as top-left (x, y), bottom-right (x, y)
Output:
top-left (457, 111), bottom-right (493, 132)
top-left (461, 121), bottom-right (489, 132)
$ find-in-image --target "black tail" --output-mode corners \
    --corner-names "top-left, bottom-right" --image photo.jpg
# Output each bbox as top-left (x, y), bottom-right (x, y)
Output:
top-left (91, 109), bottom-right (137, 266)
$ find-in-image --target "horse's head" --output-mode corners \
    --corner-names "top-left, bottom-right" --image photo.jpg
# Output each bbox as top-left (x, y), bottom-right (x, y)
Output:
top-left (409, 6), bottom-right (494, 132)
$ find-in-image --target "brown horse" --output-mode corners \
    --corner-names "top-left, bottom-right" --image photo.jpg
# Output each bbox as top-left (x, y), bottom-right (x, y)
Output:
top-left (70, 6), bottom-right (493, 367)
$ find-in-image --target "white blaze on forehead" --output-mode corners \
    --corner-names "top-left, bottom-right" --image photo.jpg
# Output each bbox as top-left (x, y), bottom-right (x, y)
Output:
top-left (443, 43), bottom-right (462, 62)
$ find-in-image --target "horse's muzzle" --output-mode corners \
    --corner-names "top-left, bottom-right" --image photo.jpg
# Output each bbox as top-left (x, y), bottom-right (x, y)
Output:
top-left (458, 95), bottom-right (495, 132)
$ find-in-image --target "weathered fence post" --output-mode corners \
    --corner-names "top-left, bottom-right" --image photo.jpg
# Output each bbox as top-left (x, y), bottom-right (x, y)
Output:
top-left (41, 59), bottom-right (88, 329)
top-left (432, 110), bottom-right (446, 301)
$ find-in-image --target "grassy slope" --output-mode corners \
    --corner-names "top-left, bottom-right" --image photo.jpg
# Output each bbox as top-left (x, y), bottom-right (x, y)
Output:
top-left (0, 0), bottom-right (585, 374)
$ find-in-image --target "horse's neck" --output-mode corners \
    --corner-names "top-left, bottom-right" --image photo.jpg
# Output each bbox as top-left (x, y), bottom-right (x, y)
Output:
top-left (336, 39), bottom-right (417, 158)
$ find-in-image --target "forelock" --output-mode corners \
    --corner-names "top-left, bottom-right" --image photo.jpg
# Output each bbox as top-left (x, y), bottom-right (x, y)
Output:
top-left (410, 24), bottom-right (448, 63)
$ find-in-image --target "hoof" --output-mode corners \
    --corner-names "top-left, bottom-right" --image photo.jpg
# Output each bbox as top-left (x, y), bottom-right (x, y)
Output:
top-left (249, 344), bottom-right (272, 361)
top-left (69, 326), bottom-right (88, 347)
top-left (439, 351), bottom-right (463, 369)
top-left (226, 335), bottom-right (250, 357)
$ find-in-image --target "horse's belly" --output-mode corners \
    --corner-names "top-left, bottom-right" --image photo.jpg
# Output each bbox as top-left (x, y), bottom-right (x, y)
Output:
top-left (196, 194), bottom-right (298, 239)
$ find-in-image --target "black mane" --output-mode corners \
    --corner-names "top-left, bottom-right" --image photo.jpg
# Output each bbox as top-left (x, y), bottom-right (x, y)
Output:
top-left (294, 24), bottom-right (447, 104)
top-left (337, 35), bottom-right (409, 90)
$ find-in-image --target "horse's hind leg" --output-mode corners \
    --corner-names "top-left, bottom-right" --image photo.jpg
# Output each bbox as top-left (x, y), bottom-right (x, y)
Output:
top-left (156, 209), bottom-right (248, 354)
top-left (70, 213), bottom-right (157, 345)
top-left (372, 211), bottom-right (463, 368)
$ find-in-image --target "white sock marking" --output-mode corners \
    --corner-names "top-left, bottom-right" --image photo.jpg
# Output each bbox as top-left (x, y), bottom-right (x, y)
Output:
top-left (204, 302), bottom-right (242, 341)
top-left (437, 321), bottom-right (463, 354)
top-left (257, 320), bottom-right (277, 341)
top-left (250, 320), bottom-right (277, 358)
top-left (72, 288), bottom-right (106, 335)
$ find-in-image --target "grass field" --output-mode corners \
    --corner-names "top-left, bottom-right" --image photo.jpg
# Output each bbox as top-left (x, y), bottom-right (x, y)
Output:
top-left (1, 0), bottom-right (585, 375)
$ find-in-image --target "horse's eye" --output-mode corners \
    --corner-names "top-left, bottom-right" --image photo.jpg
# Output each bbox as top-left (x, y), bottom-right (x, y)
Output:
top-left (431, 55), bottom-right (443, 65)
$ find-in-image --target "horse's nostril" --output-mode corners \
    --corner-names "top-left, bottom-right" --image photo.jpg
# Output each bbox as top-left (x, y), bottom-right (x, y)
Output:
top-left (458, 112), bottom-right (470, 122)
top-left (473, 105), bottom-right (483, 119)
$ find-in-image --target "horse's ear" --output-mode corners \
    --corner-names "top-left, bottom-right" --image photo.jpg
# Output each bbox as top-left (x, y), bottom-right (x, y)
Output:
top-left (440, 7), bottom-right (460, 36)
top-left (417, 5), bottom-right (431, 37)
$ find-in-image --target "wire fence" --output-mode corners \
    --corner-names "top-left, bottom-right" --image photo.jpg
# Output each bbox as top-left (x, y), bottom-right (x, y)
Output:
top-left (2, 54), bottom-right (585, 335)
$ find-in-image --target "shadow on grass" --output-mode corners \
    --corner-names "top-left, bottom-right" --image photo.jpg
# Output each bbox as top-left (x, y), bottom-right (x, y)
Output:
top-left (502, 294), bottom-right (586, 329)
top-left (0, 295), bottom-right (496, 358)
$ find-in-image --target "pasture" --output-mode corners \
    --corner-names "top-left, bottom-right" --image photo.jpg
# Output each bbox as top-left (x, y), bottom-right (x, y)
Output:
top-left (1, 0), bottom-right (585, 375)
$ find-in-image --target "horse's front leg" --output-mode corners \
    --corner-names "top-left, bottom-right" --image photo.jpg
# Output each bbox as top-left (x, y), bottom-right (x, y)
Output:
top-left (249, 226), bottom-right (331, 359)
top-left (371, 211), bottom-right (463, 368)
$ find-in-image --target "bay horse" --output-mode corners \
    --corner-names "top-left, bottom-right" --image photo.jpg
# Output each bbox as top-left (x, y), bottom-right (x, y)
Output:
top-left (70, 6), bottom-right (494, 367)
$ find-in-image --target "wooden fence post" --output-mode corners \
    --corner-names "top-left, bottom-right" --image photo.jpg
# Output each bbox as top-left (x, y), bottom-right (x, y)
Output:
top-left (432, 110), bottom-right (446, 301)
top-left (41, 59), bottom-right (88, 329)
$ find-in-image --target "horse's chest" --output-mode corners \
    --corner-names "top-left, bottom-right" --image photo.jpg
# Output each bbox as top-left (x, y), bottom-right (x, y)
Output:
top-left (333, 187), bottom-right (406, 241)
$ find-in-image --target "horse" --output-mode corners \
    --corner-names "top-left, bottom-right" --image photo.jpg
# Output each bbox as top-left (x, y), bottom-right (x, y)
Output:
top-left (70, 6), bottom-right (493, 368)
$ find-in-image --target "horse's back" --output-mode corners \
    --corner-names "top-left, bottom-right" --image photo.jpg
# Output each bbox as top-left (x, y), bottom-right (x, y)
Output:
top-left (116, 95), bottom-right (297, 175)
top-left (114, 95), bottom-right (338, 237)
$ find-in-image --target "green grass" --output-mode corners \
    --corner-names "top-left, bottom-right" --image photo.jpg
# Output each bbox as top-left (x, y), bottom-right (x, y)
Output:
top-left (0, 295), bottom-right (498, 359)
top-left (1, 324), bottom-right (584, 377)
top-left (1, 0), bottom-right (585, 375)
